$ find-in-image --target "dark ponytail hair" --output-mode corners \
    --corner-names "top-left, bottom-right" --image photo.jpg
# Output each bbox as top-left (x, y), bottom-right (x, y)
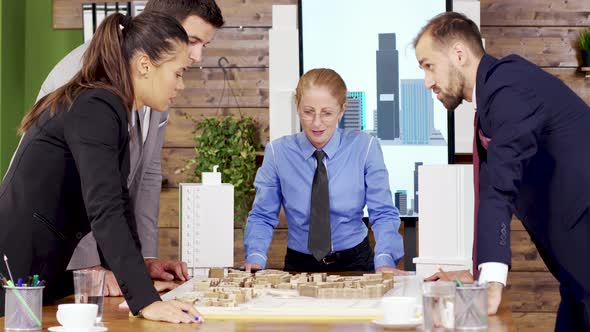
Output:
top-left (19, 11), bottom-right (188, 134)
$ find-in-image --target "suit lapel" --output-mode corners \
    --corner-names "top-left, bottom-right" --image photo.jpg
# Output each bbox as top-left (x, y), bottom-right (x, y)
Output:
top-left (127, 107), bottom-right (163, 188)
top-left (474, 54), bottom-right (498, 152)
top-left (127, 109), bottom-right (146, 187)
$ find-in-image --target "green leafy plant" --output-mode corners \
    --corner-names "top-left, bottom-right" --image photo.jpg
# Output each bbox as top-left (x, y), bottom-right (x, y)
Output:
top-left (177, 116), bottom-right (261, 229)
top-left (579, 28), bottom-right (590, 51)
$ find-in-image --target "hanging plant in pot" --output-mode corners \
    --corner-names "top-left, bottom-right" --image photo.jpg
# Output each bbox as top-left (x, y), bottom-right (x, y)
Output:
top-left (580, 28), bottom-right (590, 67)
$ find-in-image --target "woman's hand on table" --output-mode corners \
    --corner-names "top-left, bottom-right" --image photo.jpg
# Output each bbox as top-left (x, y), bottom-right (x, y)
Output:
top-left (140, 300), bottom-right (203, 324)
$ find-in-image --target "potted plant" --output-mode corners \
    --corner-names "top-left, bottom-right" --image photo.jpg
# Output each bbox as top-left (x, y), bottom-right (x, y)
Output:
top-left (579, 28), bottom-right (590, 67)
top-left (177, 115), bottom-right (261, 229)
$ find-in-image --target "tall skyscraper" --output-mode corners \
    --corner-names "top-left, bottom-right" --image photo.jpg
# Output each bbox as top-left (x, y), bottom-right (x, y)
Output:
top-left (376, 33), bottom-right (400, 140)
top-left (394, 190), bottom-right (408, 215)
top-left (373, 109), bottom-right (378, 132)
top-left (347, 91), bottom-right (366, 130)
top-left (339, 97), bottom-right (362, 131)
top-left (401, 79), bottom-right (434, 144)
top-left (414, 162), bottom-right (423, 213)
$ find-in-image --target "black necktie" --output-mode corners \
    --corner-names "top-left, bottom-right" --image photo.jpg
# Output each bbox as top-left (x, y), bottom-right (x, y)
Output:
top-left (308, 150), bottom-right (331, 261)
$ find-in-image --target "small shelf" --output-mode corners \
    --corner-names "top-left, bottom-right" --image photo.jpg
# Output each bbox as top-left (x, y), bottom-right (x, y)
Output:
top-left (581, 67), bottom-right (590, 79)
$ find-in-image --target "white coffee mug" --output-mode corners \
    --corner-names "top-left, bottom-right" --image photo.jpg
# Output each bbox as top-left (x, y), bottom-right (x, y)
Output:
top-left (381, 296), bottom-right (422, 323)
top-left (56, 303), bottom-right (98, 328)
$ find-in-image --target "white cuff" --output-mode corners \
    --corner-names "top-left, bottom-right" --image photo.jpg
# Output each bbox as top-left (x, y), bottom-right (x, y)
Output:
top-left (478, 262), bottom-right (508, 286)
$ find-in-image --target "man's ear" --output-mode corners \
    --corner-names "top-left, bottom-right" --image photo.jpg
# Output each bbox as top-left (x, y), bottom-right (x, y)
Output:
top-left (451, 41), bottom-right (470, 67)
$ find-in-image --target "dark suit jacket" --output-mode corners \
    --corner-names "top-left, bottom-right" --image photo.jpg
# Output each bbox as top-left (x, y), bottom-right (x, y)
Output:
top-left (0, 89), bottom-right (160, 315)
top-left (475, 54), bottom-right (590, 291)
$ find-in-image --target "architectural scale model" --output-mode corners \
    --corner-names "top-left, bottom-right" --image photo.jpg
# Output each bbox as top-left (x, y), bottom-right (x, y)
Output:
top-left (175, 268), bottom-right (394, 307)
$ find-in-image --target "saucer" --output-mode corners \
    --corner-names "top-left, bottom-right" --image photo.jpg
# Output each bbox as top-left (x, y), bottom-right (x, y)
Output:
top-left (48, 326), bottom-right (108, 332)
top-left (372, 318), bottom-right (421, 330)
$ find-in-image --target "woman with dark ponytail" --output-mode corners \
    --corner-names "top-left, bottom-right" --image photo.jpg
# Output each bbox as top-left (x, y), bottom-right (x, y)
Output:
top-left (0, 12), bottom-right (201, 323)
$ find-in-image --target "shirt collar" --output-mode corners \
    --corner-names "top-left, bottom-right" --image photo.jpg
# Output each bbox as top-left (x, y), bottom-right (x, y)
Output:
top-left (472, 84), bottom-right (477, 111)
top-left (298, 128), bottom-right (342, 160)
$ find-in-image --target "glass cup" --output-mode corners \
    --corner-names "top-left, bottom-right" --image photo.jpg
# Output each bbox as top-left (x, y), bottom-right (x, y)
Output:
top-left (455, 283), bottom-right (488, 330)
top-left (73, 270), bottom-right (105, 323)
top-left (397, 275), bottom-right (423, 303)
top-left (422, 281), bottom-right (456, 331)
top-left (3, 285), bottom-right (44, 331)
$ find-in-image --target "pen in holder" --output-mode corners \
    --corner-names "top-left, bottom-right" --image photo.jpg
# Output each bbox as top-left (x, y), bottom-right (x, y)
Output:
top-left (3, 284), bottom-right (44, 331)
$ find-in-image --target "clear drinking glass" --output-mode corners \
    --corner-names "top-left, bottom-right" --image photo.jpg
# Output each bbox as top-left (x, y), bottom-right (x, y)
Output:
top-left (422, 281), bottom-right (456, 331)
top-left (73, 270), bottom-right (105, 323)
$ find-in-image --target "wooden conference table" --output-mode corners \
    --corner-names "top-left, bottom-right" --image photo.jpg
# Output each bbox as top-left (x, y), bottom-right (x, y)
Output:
top-left (2, 294), bottom-right (515, 331)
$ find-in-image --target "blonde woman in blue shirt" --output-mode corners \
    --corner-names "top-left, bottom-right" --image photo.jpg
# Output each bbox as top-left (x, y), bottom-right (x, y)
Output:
top-left (244, 68), bottom-right (407, 274)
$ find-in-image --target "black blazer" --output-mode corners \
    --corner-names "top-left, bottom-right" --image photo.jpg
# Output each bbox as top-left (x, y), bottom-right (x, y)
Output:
top-left (475, 54), bottom-right (590, 288)
top-left (0, 89), bottom-right (159, 315)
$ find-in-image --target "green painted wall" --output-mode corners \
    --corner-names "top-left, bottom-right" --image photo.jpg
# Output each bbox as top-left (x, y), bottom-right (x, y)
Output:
top-left (0, 0), bottom-right (25, 176)
top-left (0, 0), bottom-right (3, 152)
top-left (24, 0), bottom-right (82, 111)
top-left (0, 0), bottom-right (82, 177)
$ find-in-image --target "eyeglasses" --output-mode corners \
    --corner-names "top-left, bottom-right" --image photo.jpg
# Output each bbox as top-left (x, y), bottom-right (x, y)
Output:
top-left (299, 109), bottom-right (339, 122)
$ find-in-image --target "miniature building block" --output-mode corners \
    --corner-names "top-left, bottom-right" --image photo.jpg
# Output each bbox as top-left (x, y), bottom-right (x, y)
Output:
top-left (209, 267), bottom-right (225, 279)
top-left (299, 284), bottom-right (318, 297)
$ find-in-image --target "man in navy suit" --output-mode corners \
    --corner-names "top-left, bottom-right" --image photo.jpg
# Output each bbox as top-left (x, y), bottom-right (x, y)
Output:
top-left (414, 12), bottom-right (590, 331)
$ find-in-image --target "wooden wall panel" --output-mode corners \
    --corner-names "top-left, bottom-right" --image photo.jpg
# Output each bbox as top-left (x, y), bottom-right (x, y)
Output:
top-left (544, 68), bottom-right (590, 105)
top-left (511, 217), bottom-right (525, 231)
top-left (511, 312), bottom-right (556, 332)
top-left (158, 227), bottom-right (180, 260)
top-left (172, 68), bottom-right (268, 108)
top-left (198, 28), bottom-right (269, 68)
top-left (53, 0), bottom-right (297, 29)
top-left (158, 219), bottom-right (407, 270)
top-left (158, 189), bottom-right (288, 229)
top-left (158, 228), bottom-right (288, 269)
top-left (506, 272), bottom-right (560, 312)
top-left (481, 0), bottom-right (590, 27)
top-left (511, 231), bottom-right (548, 272)
top-left (158, 189), bottom-right (179, 228)
top-left (161, 148), bottom-right (197, 188)
top-left (53, 0), bottom-right (119, 29)
top-left (214, 0), bottom-right (297, 27)
top-left (164, 107), bottom-right (269, 148)
top-left (482, 27), bottom-right (584, 67)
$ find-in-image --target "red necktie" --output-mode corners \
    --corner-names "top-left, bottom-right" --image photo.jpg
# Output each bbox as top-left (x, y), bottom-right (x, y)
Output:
top-left (472, 114), bottom-right (480, 280)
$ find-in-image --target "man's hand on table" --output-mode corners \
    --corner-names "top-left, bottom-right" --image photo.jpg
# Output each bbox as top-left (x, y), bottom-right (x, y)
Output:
top-left (376, 265), bottom-right (410, 275)
top-left (424, 269), bottom-right (504, 315)
top-left (487, 282), bottom-right (503, 315)
top-left (244, 263), bottom-right (263, 273)
top-left (424, 269), bottom-right (474, 284)
top-left (154, 280), bottom-right (182, 293)
top-left (82, 258), bottom-right (188, 297)
top-left (144, 258), bottom-right (189, 281)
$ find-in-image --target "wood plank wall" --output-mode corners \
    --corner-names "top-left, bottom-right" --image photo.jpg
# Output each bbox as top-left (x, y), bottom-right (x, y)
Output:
top-left (54, 1), bottom-right (590, 330)
top-left (155, 0), bottom-right (298, 268)
top-left (481, 1), bottom-right (590, 330)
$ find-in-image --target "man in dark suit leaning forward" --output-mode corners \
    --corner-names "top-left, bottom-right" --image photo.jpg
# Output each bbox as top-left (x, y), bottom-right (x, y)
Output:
top-left (414, 12), bottom-right (590, 331)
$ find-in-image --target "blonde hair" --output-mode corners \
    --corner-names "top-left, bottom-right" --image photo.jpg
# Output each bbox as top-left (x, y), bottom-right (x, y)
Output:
top-left (295, 68), bottom-right (347, 107)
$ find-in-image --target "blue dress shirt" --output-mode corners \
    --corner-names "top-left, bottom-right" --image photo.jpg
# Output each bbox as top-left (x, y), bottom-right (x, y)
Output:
top-left (244, 128), bottom-right (404, 269)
